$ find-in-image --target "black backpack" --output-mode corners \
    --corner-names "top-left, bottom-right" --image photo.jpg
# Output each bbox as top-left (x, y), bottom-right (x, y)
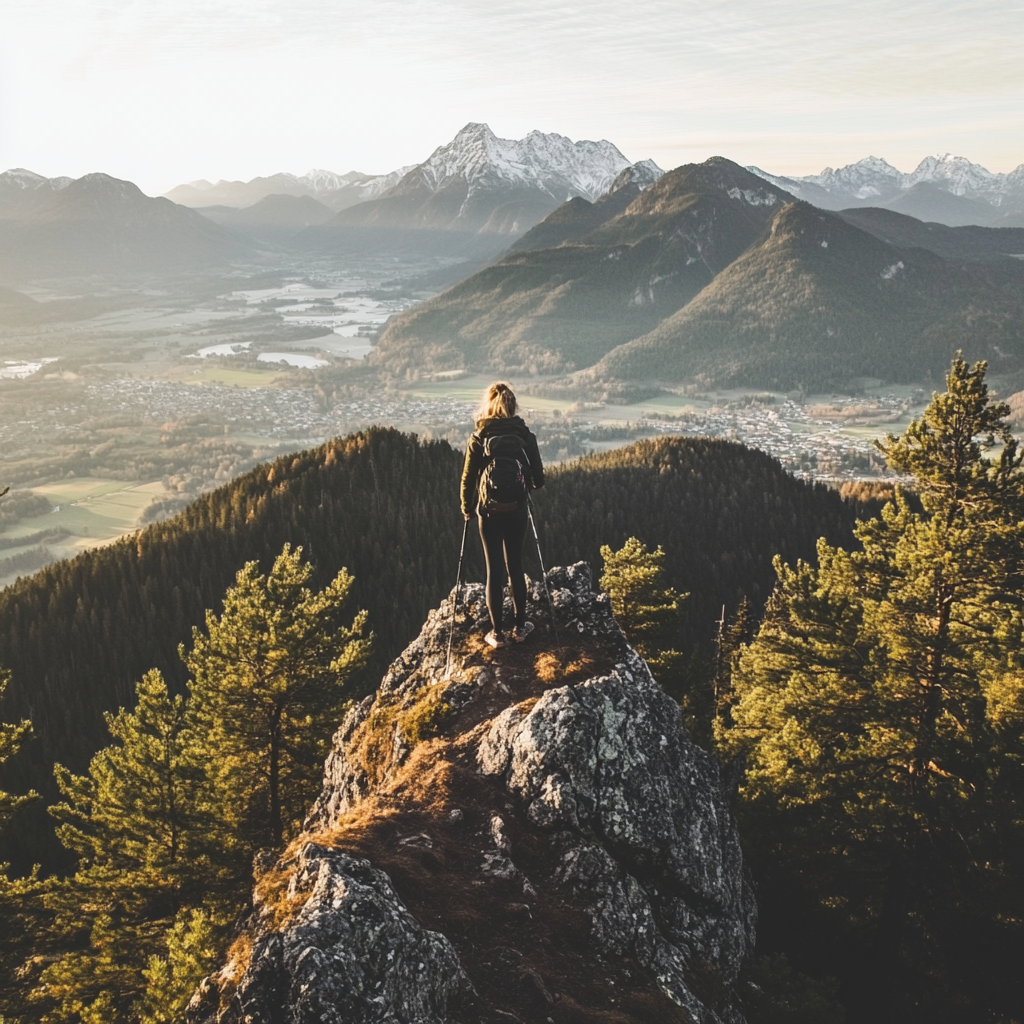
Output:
top-left (477, 432), bottom-right (530, 513)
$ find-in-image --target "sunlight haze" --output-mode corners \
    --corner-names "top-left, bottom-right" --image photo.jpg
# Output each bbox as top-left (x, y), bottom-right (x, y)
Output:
top-left (1, 0), bottom-right (1022, 193)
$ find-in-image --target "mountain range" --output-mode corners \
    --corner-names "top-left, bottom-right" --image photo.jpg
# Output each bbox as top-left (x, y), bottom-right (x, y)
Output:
top-left (163, 166), bottom-right (414, 212)
top-left (0, 172), bottom-right (252, 280)
top-left (750, 154), bottom-right (1024, 227)
top-left (293, 123), bottom-right (661, 257)
top-left (375, 157), bottom-right (1024, 389)
top-left (372, 159), bottom-right (788, 375)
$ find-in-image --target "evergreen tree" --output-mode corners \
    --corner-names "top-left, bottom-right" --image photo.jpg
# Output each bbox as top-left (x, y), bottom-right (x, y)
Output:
top-left (50, 670), bottom-right (208, 874)
top-left (11, 671), bottom-right (224, 1024)
top-left (2, 545), bottom-right (371, 1023)
top-left (137, 906), bottom-right (225, 1024)
top-left (184, 545), bottom-right (372, 849)
top-left (713, 596), bottom-right (754, 738)
top-left (724, 357), bottom-right (1024, 1021)
top-left (599, 537), bottom-right (706, 729)
top-left (600, 537), bottom-right (688, 676)
top-left (0, 669), bottom-right (36, 832)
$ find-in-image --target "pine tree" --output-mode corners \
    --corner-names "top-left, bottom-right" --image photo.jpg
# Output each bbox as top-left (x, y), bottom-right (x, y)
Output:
top-left (599, 537), bottom-right (694, 717)
top-left (137, 906), bottom-right (226, 1024)
top-left (184, 544), bottom-right (372, 849)
top-left (724, 356), bottom-right (1024, 1020)
top-left (0, 668), bottom-right (37, 832)
top-left (600, 537), bottom-right (688, 672)
top-left (50, 670), bottom-right (208, 874)
top-left (14, 671), bottom-right (220, 1024)
top-left (713, 596), bottom-right (753, 738)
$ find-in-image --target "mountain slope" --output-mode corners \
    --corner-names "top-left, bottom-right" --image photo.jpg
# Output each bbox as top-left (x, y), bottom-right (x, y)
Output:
top-left (0, 429), bottom-right (859, 873)
top-left (882, 181), bottom-right (1001, 227)
top-left (837, 207), bottom-right (1024, 261)
top-left (589, 201), bottom-right (1024, 389)
top-left (197, 193), bottom-right (335, 243)
top-left (370, 158), bottom-right (794, 374)
top-left (0, 173), bottom-right (254, 280)
top-left (297, 123), bottom-right (657, 256)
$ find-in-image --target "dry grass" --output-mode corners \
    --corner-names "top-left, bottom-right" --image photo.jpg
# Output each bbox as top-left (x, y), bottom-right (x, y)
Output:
top-left (231, 625), bottom-right (709, 1022)
top-left (310, 749), bottom-right (695, 1024)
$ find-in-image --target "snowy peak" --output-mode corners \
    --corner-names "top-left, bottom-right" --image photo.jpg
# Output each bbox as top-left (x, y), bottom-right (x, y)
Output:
top-left (410, 122), bottom-right (637, 201)
top-left (808, 156), bottom-right (903, 199)
top-left (0, 168), bottom-right (73, 192)
top-left (748, 153), bottom-right (1024, 218)
top-left (905, 154), bottom-right (1000, 196)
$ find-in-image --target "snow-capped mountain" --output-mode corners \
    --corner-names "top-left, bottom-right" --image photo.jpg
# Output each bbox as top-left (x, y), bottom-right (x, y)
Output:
top-left (748, 154), bottom-right (1024, 226)
top-left (0, 168), bottom-right (74, 218)
top-left (161, 124), bottom-right (658, 245)
top-left (310, 123), bottom-right (662, 250)
top-left (407, 122), bottom-right (634, 201)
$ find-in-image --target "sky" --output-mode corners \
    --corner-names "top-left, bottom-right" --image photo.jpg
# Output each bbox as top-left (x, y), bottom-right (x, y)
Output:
top-left (1, 0), bottom-right (1023, 196)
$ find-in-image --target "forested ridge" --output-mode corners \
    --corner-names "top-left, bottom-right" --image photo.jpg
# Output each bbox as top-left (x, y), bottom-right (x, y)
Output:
top-left (3, 361), bottom-right (1022, 1022)
top-left (0, 428), bottom-right (858, 873)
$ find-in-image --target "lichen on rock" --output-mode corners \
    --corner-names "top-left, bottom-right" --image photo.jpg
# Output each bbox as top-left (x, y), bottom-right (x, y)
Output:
top-left (187, 562), bottom-right (756, 1024)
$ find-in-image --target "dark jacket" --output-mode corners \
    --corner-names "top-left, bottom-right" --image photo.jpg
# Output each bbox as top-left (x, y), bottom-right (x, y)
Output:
top-left (461, 415), bottom-right (544, 516)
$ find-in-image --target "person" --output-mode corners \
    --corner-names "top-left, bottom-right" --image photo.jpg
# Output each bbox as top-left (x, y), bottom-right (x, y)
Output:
top-left (460, 381), bottom-right (544, 648)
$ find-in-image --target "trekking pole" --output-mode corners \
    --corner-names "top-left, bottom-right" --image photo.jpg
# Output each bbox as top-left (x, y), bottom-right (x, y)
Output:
top-left (445, 517), bottom-right (470, 679)
top-left (527, 497), bottom-right (561, 649)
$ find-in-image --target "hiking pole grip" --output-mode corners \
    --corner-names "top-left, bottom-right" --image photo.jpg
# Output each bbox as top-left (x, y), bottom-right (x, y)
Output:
top-left (445, 517), bottom-right (470, 679)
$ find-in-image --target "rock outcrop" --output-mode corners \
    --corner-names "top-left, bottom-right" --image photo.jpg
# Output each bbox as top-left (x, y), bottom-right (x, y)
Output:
top-left (186, 563), bottom-right (756, 1024)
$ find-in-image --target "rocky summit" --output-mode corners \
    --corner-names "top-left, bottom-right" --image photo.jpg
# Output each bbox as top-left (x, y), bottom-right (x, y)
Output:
top-left (185, 563), bottom-right (756, 1024)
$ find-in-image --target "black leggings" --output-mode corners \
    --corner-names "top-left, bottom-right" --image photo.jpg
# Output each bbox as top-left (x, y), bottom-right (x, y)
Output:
top-left (479, 512), bottom-right (528, 634)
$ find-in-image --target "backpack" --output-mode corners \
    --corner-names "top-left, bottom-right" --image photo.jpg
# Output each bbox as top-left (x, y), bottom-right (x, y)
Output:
top-left (477, 432), bottom-right (530, 513)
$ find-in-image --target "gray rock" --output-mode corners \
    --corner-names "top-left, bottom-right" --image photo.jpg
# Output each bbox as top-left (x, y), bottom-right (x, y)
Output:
top-left (185, 843), bottom-right (467, 1024)
top-left (190, 562), bottom-right (755, 1024)
top-left (477, 654), bottom-right (756, 984)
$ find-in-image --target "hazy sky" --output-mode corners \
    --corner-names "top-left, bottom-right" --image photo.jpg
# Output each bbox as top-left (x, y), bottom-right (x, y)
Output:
top-left (2, 0), bottom-right (1022, 195)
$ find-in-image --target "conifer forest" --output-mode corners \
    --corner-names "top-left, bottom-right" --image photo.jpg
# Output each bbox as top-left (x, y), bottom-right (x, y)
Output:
top-left (1, 358), bottom-right (1022, 1023)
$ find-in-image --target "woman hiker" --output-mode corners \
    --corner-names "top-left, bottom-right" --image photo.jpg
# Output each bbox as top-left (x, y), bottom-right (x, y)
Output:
top-left (461, 381), bottom-right (545, 648)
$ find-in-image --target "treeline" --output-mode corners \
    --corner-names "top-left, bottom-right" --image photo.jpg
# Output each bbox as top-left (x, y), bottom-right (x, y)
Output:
top-left (0, 548), bottom-right (370, 1023)
top-left (716, 358), bottom-right (1024, 1022)
top-left (0, 429), bottom-right (861, 873)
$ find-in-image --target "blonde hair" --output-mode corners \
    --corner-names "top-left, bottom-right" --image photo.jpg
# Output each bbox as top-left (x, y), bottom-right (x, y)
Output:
top-left (476, 381), bottom-right (517, 424)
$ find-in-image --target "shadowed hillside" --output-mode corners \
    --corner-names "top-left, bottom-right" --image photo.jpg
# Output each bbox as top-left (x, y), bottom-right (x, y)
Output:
top-left (0, 173), bottom-right (253, 280)
top-left (837, 206), bottom-right (1024, 261)
top-left (0, 428), bottom-right (857, 874)
top-left (589, 201), bottom-right (1024, 389)
top-left (371, 158), bottom-right (794, 374)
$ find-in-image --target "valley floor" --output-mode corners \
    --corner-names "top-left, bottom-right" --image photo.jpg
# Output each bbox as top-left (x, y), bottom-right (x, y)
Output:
top-left (0, 254), bottom-right (994, 589)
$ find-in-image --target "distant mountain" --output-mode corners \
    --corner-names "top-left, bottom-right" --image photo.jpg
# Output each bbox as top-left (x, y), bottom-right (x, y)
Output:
top-left (196, 193), bottom-right (335, 244)
top-left (880, 181), bottom-right (1000, 228)
top-left (163, 167), bottom-right (413, 212)
top-left (0, 173), bottom-right (254, 280)
top-left (836, 207), bottom-right (1024, 262)
top-left (587, 201), bottom-right (1024, 390)
top-left (749, 154), bottom-right (1024, 227)
top-left (298, 123), bottom-right (660, 257)
top-left (370, 158), bottom-right (791, 374)
top-left (0, 168), bottom-right (74, 219)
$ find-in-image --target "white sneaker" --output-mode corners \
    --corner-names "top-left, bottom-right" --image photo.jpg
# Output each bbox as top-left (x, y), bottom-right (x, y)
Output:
top-left (484, 630), bottom-right (507, 649)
